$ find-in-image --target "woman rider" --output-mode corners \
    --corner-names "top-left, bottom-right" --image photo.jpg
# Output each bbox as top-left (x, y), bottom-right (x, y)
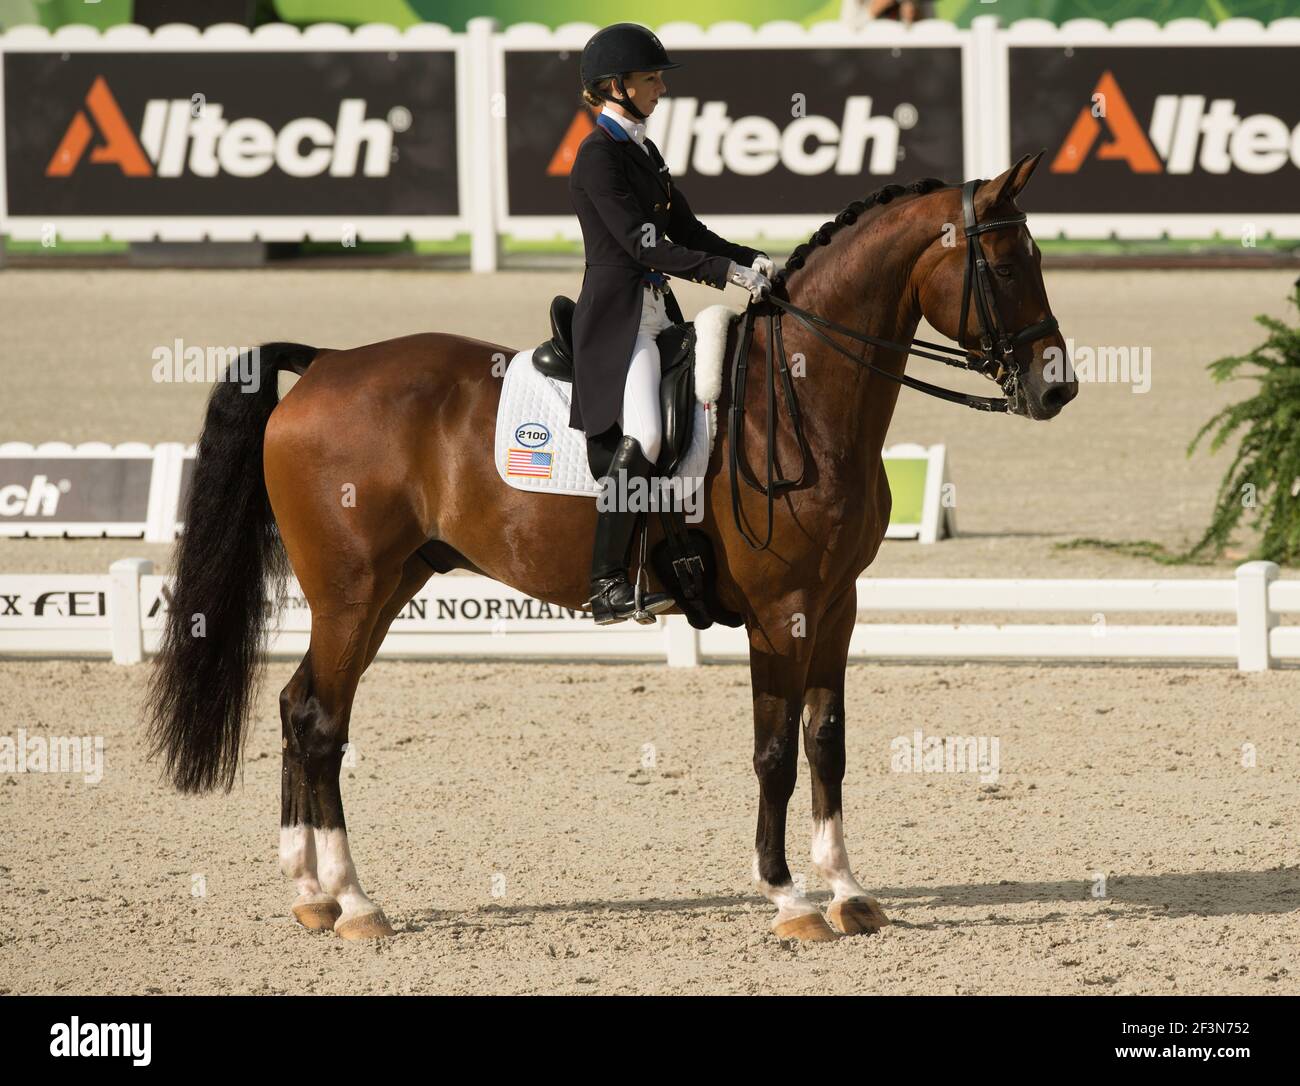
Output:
top-left (569, 22), bottom-right (772, 625)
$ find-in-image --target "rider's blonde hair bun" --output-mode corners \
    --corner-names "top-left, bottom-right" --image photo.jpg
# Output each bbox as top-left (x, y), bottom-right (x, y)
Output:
top-left (581, 79), bottom-right (611, 110)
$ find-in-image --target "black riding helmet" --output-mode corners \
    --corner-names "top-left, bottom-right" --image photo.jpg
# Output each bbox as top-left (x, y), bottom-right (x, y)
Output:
top-left (580, 22), bottom-right (680, 120)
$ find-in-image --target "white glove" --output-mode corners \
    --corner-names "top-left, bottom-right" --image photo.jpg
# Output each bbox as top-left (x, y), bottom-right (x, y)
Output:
top-left (727, 260), bottom-right (770, 302)
top-left (751, 254), bottom-right (776, 278)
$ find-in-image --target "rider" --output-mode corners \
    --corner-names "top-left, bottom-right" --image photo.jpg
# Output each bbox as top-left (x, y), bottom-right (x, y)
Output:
top-left (569, 22), bottom-right (773, 625)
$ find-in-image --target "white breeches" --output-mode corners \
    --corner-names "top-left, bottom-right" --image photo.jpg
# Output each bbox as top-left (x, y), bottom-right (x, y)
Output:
top-left (618, 286), bottom-right (675, 466)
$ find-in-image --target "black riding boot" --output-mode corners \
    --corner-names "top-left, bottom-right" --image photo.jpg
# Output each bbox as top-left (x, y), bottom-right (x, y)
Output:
top-left (588, 435), bottom-right (675, 625)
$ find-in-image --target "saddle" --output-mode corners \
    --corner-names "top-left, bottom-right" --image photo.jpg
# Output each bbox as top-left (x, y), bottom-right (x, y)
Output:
top-left (532, 294), bottom-right (741, 632)
top-left (533, 295), bottom-right (697, 479)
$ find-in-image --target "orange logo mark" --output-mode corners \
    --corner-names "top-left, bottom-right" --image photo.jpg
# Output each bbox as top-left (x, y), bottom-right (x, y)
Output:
top-left (1051, 71), bottom-right (1162, 175)
top-left (546, 109), bottom-right (597, 177)
top-left (46, 76), bottom-right (152, 177)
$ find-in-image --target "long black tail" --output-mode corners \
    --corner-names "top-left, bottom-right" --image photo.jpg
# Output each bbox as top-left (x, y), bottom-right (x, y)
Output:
top-left (145, 342), bottom-right (317, 793)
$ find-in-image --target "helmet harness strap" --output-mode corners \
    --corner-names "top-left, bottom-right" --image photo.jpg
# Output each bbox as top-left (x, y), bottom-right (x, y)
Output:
top-left (605, 75), bottom-right (647, 120)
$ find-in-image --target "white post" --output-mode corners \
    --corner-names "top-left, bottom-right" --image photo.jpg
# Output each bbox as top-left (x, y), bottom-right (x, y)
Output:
top-left (968, 15), bottom-right (1006, 182)
top-left (467, 17), bottom-right (500, 273)
top-left (940, 444), bottom-right (957, 539)
top-left (1235, 561), bottom-right (1278, 671)
top-left (665, 615), bottom-right (700, 667)
top-left (145, 442), bottom-right (184, 543)
top-left (109, 558), bottom-right (153, 665)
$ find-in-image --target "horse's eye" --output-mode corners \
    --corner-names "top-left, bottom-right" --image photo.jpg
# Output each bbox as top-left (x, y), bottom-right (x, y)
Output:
top-left (994, 265), bottom-right (1015, 278)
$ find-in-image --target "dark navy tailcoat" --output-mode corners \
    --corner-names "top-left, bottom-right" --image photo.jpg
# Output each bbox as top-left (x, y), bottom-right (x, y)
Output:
top-left (566, 118), bottom-right (762, 437)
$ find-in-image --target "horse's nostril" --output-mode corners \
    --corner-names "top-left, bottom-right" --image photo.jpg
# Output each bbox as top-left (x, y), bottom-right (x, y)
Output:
top-left (1042, 384), bottom-right (1070, 411)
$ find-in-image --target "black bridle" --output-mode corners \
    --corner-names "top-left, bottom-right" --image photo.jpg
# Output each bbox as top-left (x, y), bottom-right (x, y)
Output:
top-left (726, 178), bottom-right (1061, 550)
top-left (954, 179), bottom-right (1061, 393)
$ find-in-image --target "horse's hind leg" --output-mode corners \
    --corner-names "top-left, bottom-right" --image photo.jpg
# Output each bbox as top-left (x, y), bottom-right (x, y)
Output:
top-left (280, 551), bottom-right (435, 937)
top-left (359, 553), bottom-right (435, 670)
top-left (804, 583), bottom-right (889, 935)
top-left (280, 655), bottom-right (341, 931)
top-left (280, 564), bottom-right (403, 940)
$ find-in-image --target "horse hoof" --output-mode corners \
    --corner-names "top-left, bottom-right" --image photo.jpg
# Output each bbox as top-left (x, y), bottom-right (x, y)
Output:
top-left (772, 910), bottom-right (839, 943)
top-left (291, 898), bottom-right (342, 932)
top-left (335, 910), bottom-right (396, 940)
top-left (827, 897), bottom-right (890, 935)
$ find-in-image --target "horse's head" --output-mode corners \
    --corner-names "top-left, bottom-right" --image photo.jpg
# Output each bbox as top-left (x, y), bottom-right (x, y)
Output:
top-left (914, 152), bottom-right (1077, 420)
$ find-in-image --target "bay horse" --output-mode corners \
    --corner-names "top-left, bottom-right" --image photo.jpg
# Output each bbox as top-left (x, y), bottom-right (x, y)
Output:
top-left (146, 152), bottom-right (1077, 942)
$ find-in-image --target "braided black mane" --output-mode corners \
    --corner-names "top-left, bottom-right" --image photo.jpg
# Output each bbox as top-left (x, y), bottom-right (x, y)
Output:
top-left (773, 177), bottom-right (951, 291)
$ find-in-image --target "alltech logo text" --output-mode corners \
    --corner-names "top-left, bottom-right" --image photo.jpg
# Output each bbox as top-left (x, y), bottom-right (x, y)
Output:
top-left (0, 475), bottom-right (69, 518)
top-left (46, 76), bottom-right (403, 180)
top-left (1052, 70), bottom-right (1300, 176)
top-left (548, 96), bottom-right (906, 178)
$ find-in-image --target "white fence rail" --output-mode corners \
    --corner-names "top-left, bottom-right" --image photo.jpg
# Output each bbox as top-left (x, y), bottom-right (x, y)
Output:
top-left (0, 560), bottom-right (1295, 671)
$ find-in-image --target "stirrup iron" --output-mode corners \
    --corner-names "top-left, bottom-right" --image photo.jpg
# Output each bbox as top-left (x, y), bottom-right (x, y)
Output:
top-left (631, 517), bottom-right (658, 625)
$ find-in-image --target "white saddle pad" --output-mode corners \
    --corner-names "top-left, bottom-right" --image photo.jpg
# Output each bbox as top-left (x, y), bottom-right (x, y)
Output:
top-left (494, 303), bottom-right (740, 500)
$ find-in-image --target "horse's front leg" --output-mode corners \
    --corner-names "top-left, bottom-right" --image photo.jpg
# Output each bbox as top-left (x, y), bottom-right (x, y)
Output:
top-left (747, 601), bottom-right (838, 942)
top-left (804, 583), bottom-right (890, 935)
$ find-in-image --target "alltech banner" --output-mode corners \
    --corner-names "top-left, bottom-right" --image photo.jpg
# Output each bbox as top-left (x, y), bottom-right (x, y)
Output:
top-left (0, 444), bottom-right (165, 539)
top-left (1008, 40), bottom-right (1300, 217)
top-left (0, 25), bottom-right (466, 240)
top-left (501, 42), bottom-right (967, 219)
top-left (3, 19), bottom-right (1298, 248)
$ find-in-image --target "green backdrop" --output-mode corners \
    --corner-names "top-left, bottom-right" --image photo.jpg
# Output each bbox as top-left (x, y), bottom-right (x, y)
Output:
top-left (274, 1), bottom-right (1300, 30)
top-left (2, 0), bottom-right (1296, 31)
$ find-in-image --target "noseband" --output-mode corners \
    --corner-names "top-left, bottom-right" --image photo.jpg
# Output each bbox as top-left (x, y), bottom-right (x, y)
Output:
top-left (726, 178), bottom-right (1061, 549)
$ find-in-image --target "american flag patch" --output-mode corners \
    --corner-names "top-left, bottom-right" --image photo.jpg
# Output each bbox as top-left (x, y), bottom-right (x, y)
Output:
top-left (507, 447), bottom-right (554, 478)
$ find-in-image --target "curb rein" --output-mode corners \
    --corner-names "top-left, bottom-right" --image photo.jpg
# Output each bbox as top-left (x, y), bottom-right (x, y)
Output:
top-left (726, 178), bottom-right (1061, 551)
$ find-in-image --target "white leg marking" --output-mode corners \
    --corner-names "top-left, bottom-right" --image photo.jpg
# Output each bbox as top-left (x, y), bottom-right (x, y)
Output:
top-left (752, 851), bottom-right (819, 919)
top-left (313, 827), bottom-right (380, 919)
top-left (811, 814), bottom-right (871, 902)
top-left (279, 824), bottom-right (333, 904)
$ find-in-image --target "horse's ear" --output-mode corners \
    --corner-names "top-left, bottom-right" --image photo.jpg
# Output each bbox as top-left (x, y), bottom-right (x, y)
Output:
top-left (975, 150), bottom-right (1045, 213)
